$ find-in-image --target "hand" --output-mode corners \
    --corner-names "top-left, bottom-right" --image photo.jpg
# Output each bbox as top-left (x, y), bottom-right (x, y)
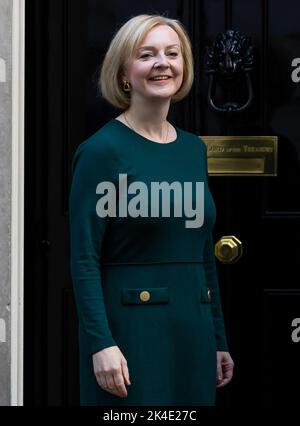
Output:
top-left (92, 345), bottom-right (131, 398)
top-left (216, 351), bottom-right (234, 388)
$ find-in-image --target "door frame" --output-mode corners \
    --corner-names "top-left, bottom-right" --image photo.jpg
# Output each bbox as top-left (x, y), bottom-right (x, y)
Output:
top-left (10, 0), bottom-right (25, 406)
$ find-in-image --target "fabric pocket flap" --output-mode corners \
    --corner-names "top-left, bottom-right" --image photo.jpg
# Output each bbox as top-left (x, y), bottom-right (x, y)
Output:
top-left (122, 287), bottom-right (170, 305)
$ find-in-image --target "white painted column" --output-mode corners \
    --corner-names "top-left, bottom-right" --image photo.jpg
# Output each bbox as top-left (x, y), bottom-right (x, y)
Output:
top-left (0, 0), bottom-right (25, 406)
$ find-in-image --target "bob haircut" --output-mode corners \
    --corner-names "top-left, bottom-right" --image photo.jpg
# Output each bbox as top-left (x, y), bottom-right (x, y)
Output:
top-left (99, 14), bottom-right (194, 110)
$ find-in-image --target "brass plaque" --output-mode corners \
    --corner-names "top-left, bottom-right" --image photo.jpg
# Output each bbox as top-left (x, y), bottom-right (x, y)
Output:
top-left (200, 136), bottom-right (278, 176)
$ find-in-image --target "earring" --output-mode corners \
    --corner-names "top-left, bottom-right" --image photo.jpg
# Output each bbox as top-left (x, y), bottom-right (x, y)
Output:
top-left (123, 80), bottom-right (131, 92)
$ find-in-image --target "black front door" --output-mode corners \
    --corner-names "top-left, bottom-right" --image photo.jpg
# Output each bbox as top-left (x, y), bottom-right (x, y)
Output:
top-left (25, 0), bottom-right (300, 406)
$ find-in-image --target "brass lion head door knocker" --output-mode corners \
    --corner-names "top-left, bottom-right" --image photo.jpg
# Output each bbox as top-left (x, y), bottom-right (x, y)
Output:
top-left (205, 29), bottom-right (254, 113)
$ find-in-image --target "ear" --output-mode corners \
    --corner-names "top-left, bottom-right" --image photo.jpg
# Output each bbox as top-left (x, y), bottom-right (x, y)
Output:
top-left (121, 71), bottom-right (128, 82)
top-left (120, 61), bottom-right (129, 81)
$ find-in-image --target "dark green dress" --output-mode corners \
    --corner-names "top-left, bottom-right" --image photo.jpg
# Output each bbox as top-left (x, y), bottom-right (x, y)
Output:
top-left (69, 118), bottom-right (228, 406)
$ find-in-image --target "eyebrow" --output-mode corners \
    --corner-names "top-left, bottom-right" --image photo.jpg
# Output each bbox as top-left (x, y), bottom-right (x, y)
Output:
top-left (137, 44), bottom-right (180, 51)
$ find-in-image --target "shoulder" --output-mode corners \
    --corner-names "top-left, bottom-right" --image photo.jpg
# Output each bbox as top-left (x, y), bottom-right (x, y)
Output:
top-left (71, 120), bottom-right (118, 175)
top-left (176, 126), bottom-right (208, 153)
top-left (74, 119), bottom-right (117, 158)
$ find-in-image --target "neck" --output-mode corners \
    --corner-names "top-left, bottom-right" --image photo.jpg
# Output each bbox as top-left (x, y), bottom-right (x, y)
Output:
top-left (124, 97), bottom-right (171, 136)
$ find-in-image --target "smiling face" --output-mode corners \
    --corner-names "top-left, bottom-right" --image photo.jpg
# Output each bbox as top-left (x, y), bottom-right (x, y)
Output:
top-left (122, 24), bottom-right (184, 103)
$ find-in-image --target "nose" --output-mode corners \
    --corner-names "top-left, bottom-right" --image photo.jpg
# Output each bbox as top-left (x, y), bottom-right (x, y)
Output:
top-left (154, 53), bottom-right (170, 68)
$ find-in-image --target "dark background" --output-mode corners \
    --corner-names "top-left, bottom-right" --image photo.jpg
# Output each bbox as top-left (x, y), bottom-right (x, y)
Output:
top-left (24, 0), bottom-right (300, 406)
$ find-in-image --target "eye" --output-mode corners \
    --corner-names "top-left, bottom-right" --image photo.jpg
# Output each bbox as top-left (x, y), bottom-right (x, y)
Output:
top-left (168, 52), bottom-right (178, 56)
top-left (140, 53), bottom-right (152, 59)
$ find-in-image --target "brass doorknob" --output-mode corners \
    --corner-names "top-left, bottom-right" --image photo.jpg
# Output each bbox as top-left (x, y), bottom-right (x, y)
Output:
top-left (215, 235), bottom-right (243, 264)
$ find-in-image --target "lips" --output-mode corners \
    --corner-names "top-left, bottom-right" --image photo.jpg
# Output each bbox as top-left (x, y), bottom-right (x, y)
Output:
top-left (149, 76), bottom-right (172, 81)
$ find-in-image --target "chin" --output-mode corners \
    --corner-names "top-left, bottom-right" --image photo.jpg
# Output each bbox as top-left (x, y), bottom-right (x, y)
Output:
top-left (147, 86), bottom-right (180, 96)
top-left (147, 92), bottom-right (176, 101)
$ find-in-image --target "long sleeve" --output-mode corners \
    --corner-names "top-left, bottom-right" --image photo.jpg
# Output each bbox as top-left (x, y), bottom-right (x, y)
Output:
top-left (203, 232), bottom-right (229, 352)
top-left (69, 140), bottom-right (117, 356)
top-left (202, 139), bottom-right (229, 352)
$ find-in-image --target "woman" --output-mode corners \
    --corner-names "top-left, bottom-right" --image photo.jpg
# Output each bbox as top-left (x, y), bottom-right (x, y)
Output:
top-left (69, 14), bottom-right (234, 406)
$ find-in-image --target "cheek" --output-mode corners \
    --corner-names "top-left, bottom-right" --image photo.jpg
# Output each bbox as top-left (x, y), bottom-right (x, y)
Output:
top-left (174, 65), bottom-right (184, 84)
top-left (131, 69), bottom-right (150, 85)
top-left (176, 59), bottom-right (184, 76)
top-left (132, 61), bottom-right (151, 75)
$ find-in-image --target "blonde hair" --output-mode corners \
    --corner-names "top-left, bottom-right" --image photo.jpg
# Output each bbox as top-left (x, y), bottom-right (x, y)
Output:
top-left (99, 14), bottom-right (194, 110)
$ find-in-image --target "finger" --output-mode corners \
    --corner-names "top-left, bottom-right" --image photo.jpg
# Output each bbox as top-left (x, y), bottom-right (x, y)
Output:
top-left (106, 373), bottom-right (120, 395)
top-left (96, 372), bottom-right (107, 390)
top-left (101, 372), bottom-right (121, 397)
top-left (223, 365), bottom-right (234, 383)
top-left (216, 361), bottom-right (223, 384)
top-left (223, 361), bottom-right (234, 377)
top-left (216, 365), bottom-right (234, 388)
top-left (216, 376), bottom-right (231, 388)
top-left (221, 377), bottom-right (232, 386)
top-left (113, 369), bottom-right (128, 398)
top-left (121, 358), bottom-right (131, 386)
top-left (216, 380), bottom-right (226, 388)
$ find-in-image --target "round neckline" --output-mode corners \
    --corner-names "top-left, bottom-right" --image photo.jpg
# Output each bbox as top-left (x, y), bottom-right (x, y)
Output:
top-left (112, 118), bottom-right (181, 146)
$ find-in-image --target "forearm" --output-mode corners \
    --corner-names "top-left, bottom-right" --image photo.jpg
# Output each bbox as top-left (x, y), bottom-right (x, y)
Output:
top-left (204, 233), bottom-right (229, 352)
